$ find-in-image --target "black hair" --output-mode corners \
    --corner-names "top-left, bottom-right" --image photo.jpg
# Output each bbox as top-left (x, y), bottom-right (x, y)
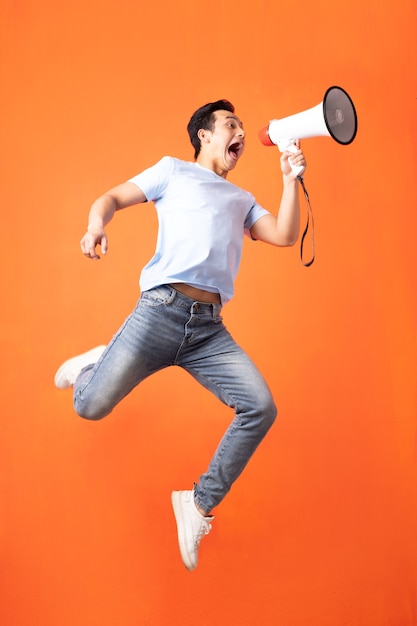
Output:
top-left (187, 99), bottom-right (235, 159)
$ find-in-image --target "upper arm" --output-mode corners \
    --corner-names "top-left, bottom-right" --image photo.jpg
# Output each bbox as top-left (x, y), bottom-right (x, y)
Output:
top-left (250, 214), bottom-right (281, 246)
top-left (250, 212), bottom-right (299, 248)
top-left (107, 181), bottom-right (148, 211)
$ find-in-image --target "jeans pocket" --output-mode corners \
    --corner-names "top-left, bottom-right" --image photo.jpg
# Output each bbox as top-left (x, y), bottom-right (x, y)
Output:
top-left (140, 285), bottom-right (175, 307)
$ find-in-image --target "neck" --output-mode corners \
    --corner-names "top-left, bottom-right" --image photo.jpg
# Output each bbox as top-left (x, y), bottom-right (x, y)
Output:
top-left (196, 154), bottom-right (228, 179)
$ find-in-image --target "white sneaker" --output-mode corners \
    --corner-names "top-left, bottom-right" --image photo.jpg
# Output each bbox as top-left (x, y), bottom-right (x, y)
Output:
top-left (54, 346), bottom-right (107, 389)
top-left (171, 490), bottom-right (214, 571)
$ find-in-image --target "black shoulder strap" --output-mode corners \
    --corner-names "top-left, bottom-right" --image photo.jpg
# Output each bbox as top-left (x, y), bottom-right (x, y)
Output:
top-left (297, 175), bottom-right (315, 267)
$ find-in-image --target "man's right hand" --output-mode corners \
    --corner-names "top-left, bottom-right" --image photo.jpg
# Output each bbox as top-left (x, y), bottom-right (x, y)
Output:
top-left (79, 181), bottom-right (147, 260)
top-left (80, 228), bottom-right (108, 260)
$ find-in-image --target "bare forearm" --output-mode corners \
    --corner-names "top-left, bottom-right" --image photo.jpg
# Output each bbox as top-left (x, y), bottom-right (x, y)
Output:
top-left (276, 175), bottom-right (300, 246)
top-left (249, 145), bottom-right (306, 246)
top-left (81, 195), bottom-right (115, 260)
top-left (81, 181), bottom-right (146, 260)
top-left (87, 193), bottom-right (117, 231)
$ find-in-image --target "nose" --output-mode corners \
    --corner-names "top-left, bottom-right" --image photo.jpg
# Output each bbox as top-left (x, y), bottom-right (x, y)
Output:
top-left (237, 126), bottom-right (245, 138)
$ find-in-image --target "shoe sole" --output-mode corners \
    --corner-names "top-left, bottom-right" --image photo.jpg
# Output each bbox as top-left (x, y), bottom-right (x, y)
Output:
top-left (171, 491), bottom-right (195, 572)
top-left (54, 346), bottom-right (106, 389)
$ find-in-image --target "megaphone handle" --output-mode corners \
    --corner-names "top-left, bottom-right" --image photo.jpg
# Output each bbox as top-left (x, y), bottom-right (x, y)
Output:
top-left (277, 140), bottom-right (305, 177)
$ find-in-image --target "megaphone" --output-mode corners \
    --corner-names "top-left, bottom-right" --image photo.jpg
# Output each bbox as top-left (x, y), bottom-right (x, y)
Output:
top-left (259, 86), bottom-right (358, 176)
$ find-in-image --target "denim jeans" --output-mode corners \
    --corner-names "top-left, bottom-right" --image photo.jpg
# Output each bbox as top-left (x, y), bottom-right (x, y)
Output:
top-left (73, 285), bottom-right (277, 513)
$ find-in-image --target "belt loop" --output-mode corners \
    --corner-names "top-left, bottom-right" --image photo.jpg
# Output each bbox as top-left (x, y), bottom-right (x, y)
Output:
top-left (167, 285), bottom-right (177, 304)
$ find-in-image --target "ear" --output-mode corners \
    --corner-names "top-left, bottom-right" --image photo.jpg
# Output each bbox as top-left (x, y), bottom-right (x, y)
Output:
top-left (197, 128), bottom-right (211, 145)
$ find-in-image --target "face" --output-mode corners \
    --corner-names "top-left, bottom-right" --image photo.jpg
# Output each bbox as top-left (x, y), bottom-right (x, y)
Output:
top-left (198, 110), bottom-right (245, 177)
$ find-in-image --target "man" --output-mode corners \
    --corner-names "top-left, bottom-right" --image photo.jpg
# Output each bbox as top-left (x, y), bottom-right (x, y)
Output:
top-left (54, 99), bottom-right (306, 571)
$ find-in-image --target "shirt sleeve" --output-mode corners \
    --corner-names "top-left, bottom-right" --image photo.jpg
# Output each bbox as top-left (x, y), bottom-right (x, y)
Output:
top-left (128, 156), bottom-right (174, 201)
top-left (244, 198), bottom-right (270, 238)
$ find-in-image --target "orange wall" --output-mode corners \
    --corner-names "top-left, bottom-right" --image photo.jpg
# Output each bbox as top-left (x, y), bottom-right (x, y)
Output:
top-left (1, 1), bottom-right (417, 625)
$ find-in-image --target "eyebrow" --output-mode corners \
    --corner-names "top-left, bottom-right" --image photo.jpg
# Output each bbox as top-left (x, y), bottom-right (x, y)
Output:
top-left (225, 115), bottom-right (244, 128)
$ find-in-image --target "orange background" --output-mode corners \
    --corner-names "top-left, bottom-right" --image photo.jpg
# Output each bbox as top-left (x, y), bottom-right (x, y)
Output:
top-left (1, 1), bottom-right (417, 625)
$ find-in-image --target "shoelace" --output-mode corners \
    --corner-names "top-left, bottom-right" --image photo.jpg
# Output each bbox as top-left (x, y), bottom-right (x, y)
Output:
top-left (195, 520), bottom-right (212, 548)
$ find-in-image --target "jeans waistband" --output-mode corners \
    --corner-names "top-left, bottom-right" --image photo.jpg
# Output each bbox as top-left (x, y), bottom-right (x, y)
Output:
top-left (157, 284), bottom-right (223, 315)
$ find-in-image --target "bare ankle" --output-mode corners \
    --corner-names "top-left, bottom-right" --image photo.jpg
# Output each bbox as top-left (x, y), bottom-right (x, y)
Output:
top-left (195, 500), bottom-right (209, 517)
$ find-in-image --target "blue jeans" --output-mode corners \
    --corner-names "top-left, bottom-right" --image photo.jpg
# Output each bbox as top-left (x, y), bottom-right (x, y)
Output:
top-left (73, 285), bottom-right (277, 513)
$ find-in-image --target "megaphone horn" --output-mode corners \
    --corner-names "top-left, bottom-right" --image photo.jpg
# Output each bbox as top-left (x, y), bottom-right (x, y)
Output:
top-left (259, 86), bottom-right (358, 177)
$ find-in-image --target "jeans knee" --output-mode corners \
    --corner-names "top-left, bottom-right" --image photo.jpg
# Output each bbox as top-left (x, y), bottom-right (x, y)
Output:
top-left (259, 395), bottom-right (277, 431)
top-left (74, 398), bottom-right (111, 421)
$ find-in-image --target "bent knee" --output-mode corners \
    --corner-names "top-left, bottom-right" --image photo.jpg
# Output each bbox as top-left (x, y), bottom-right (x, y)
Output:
top-left (264, 398), bottom-right (278, 427)
top-left (242, 387), bottom-right (277, 423)
top-left (74, 401), bottom-right (111, 421)
top-left (252, 394), bottom-right (277, 432)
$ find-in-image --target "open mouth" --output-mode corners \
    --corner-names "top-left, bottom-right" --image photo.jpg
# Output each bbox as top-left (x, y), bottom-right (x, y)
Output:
top-left (228, 142), bottom-right (243, 160)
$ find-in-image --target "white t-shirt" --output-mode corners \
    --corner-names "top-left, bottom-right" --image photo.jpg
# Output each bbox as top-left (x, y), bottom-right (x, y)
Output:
top-left (128, 156), bottom-right (270, 304)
